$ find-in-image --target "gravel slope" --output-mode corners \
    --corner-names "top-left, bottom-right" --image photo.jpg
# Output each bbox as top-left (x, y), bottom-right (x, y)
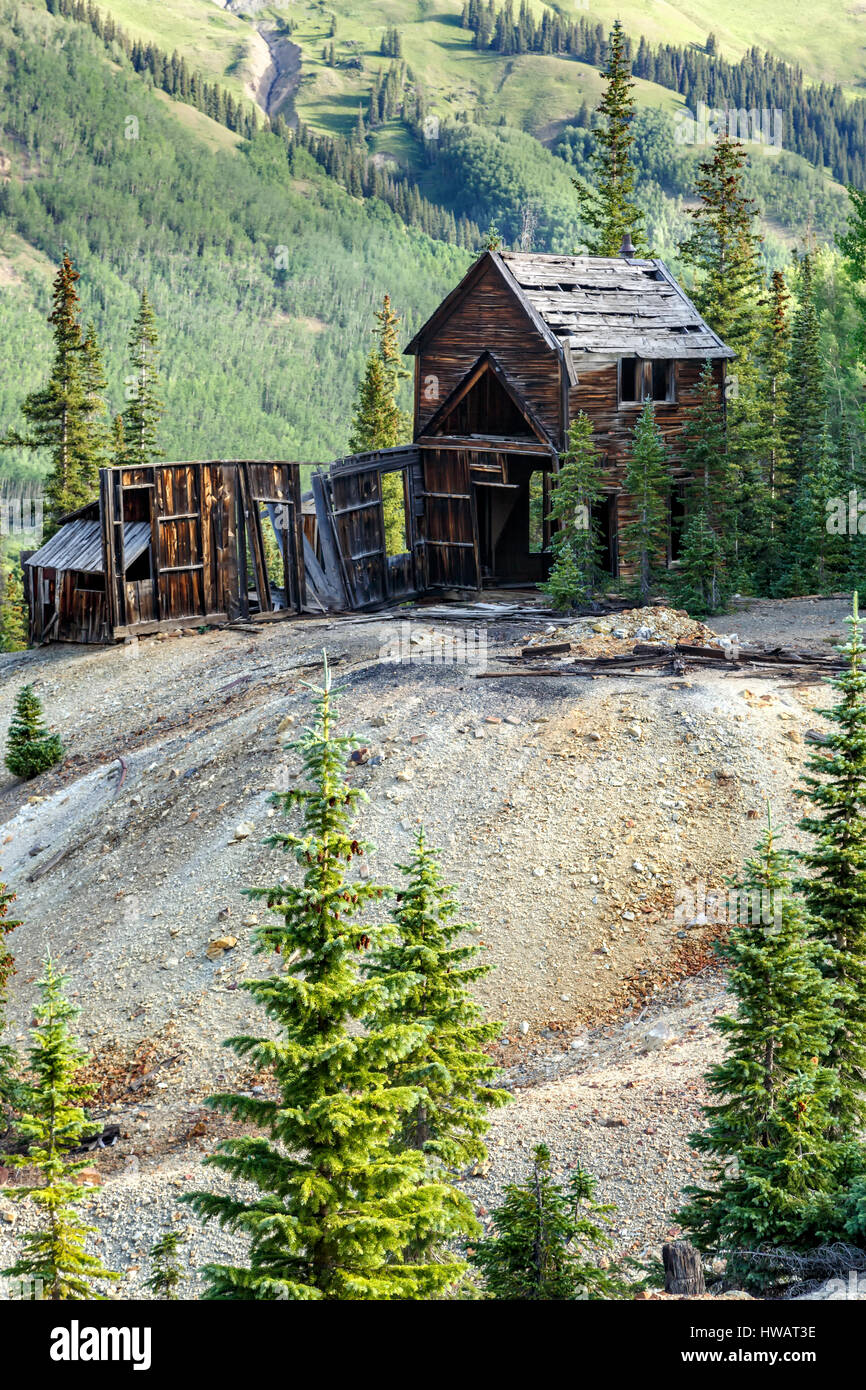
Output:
top-left (0, 595), bottom-right (851, 1296)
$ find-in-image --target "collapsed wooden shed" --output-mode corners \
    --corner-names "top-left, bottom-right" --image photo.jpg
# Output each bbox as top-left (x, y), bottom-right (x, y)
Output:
top-left (24, 461), bottom-right (306, 644)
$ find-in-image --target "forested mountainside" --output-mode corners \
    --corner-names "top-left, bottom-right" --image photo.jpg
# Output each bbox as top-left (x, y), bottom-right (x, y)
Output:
top-left (0, 1), bottom-right (470, 481)
top-left (0, 0), bottom-right (859, 483)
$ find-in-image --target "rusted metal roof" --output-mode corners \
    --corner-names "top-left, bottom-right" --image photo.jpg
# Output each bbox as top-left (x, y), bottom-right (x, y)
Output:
top-left (498, 252), bottom-right (734, 360)
top-left (25, 520), bottom-right (150, 574)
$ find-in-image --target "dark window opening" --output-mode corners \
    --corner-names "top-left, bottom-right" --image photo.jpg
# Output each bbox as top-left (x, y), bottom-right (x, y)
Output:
top-left (620, 358), bottom-right (639, 403)
top-left (620, 359), bottom-right (675, 405)
top-left (73, 571), bottom-right (105, 593)
top-left (652, 360), bottom-right (673, 402)
top-left (589, 493), bottom-right (618, 577)
top-left (124, 548), bottom-right (151, 582)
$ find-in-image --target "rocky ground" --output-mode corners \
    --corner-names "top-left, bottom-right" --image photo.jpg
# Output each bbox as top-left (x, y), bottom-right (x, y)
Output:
top-left (0, 593), bottom-right (852, 1298)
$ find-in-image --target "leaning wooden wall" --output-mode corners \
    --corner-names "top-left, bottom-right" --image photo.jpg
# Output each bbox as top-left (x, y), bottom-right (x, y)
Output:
top-left (108, 461), bottom-right (305, 638)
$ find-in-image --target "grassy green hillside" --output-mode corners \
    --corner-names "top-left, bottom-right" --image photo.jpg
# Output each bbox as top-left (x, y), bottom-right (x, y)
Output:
top-left (580, 0), bottom-right (866, 91)
top-left (89, 0), bottom-right (854, 250)
top-left (95, 1), bottom-right (866, 118)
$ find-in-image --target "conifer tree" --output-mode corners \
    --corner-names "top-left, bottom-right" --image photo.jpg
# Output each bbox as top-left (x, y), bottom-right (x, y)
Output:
top-left (184, 659), bottom-right (476, 1299)
top-left (110, 412), bottom-right (126, 467)
top-left (838, 185), bottom-right (866, 369)
top-left (483, 221), bottom-right (503, 251)
top-left (81, 320), bottom-right (109, 467)
top-left (2, 959), bottom-right (119, 1300)
top-left (761, 271), bottom-right (792, 516)
top-left (679, 824), bottom-right (842, 1289)
top-left (5, 685), bottom-right (64, 781)
top-left (147, 1230), bottom-right (186, 1300)
top-left (121, 291), bottom-right (164, 468)
top-left (796, 595), bottom-right (866, 1137)
top-left (471, 1143), bottom-right (628, 1299)
top-left (574, 20), bottom-right (647, 256)
top-left (671, 508), bottom-right (727, 616)
top-left (541, 412), bottom-right (605, 609)
top-left (1, 255), bottom-right (105, 533)
top-left (0, 562), bottom-right (28, 652)
top-left (783, 425), bottom-right (842, 595)
top-left (785, 252), bottom-right (826, 480)
top-left (622, 400), bottom-right (669, 603)
top-left (349, 295), bottom-right (411, 554)
top-left (364, 829), bottom-right (508, 1172)
top-left (678, 135), bottom-right (764, 357)
top-left (680, 361), bottom-right (729, 514)
top-left (749, 271), bottom-right (792, 586)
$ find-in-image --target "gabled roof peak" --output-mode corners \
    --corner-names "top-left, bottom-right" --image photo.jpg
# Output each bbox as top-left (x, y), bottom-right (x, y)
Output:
top-left (405, 249), bottom-right (734, 362)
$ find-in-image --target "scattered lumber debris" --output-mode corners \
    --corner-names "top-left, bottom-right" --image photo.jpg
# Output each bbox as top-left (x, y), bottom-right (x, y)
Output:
top-left (70, 1124), bottom-right (122, 1156)
top-left (520, 641), bottom-right (571, 658)
top-left (477, 640), bottom-right (847, 680)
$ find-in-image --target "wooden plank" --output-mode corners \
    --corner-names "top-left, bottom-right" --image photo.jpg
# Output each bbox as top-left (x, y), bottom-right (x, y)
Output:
top-left (311, 470), bottom-right (348, 608)
top-left (302, 533), bottom-right (341, 610)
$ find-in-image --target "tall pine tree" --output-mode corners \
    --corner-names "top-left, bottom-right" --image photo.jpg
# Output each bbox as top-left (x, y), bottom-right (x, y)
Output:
top-left (184, 659), bottom-right (475, 1299)
top-left (796, 594), bottom-right (866, 1138)
top-left (573, 20), bottom-right (646, 256)
top-left (785, 252), bottom-right (826, 481)
top-left (679, 823), bottom-right (842, 1290)
top-left (121, 291), bottom-right (164, 468)
top-left (0, 560), bottom-right (28, 652)
top-left (542, 412), bottom-right (605, 609)
top-left (1, 255), bottom-right (106, 533)
top-left (364, 828), bottom-right (508, 1172)
top-left (671, 508), bottom-right (727, 616)
top-left (349, 295), bottom-right (411, 555)
top-left (622, 399), bottom-right (669, 604)
top-left (679, 135), bottom-right (764, 357)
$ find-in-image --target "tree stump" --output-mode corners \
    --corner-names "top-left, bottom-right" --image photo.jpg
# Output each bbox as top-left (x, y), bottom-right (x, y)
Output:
top-left (662, 1241), bottom-right (706, 1296)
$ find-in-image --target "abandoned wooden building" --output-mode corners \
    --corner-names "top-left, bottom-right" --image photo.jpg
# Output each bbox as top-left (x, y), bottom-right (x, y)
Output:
top-left (23, 461), bottom-right (306, 644)
top-left (23, 248), bottom-right (733, 643)
top-left (308, 247), bottom-right (734, 607)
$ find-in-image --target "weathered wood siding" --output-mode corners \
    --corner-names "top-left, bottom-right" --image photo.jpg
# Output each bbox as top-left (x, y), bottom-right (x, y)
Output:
top-left (568, 357), bottom-right (728, 577)
top-left (415, 262), bottom-right (563, 443)
top-left (419, 448), bottom-right (480, 589)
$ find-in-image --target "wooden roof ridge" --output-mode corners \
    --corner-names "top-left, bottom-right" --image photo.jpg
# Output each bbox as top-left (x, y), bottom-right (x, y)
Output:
top-left (403, 250), bottom-right (565, 361)
top-left (418, 349), bottom-right (558, 450)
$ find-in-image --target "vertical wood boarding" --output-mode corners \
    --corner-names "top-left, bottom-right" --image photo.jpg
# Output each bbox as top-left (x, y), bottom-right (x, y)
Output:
top-left (419, 447), bottom-right (480, 589)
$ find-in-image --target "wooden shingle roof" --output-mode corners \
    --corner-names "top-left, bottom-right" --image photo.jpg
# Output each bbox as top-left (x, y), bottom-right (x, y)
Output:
top-left (25, 520), bottom-right (150, 574)
top-left (498, 252), bottom-right (734, 360)
top-left (404, 250), bottom-right (733, 363)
